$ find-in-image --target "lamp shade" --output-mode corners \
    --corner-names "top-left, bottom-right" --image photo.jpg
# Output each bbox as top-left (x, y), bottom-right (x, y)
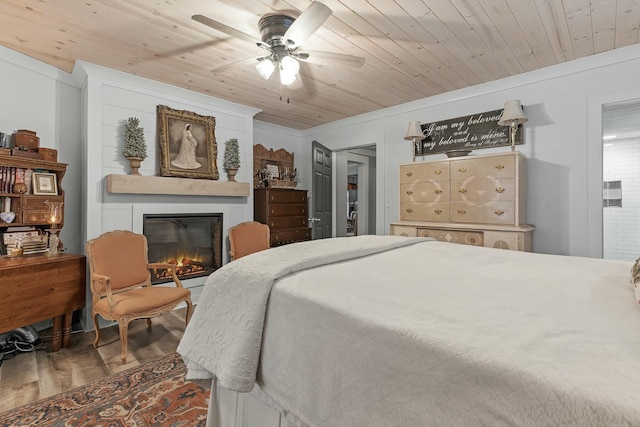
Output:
top-left (498, 100), bottom-right (527, 126)
top-left (404, 121), bottom-right (424, 141)
top-left (256, 58), bottom-right (275, 80)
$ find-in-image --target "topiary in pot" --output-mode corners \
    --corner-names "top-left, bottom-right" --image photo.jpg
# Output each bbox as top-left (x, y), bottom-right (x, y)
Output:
top-left (223, 138), bottom-right (240, 181)
top-left (123, 117), bottom-right (147, 175)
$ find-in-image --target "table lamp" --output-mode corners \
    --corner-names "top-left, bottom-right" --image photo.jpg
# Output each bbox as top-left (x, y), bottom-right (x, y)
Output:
top-left (497, 100), bottom-right (527, 151)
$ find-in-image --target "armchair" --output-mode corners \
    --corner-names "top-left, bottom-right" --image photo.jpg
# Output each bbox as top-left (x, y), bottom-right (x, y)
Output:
top-left (86, 230), bottom-right (193, 364)
top-left (228, 221), bottom-right (270, 261)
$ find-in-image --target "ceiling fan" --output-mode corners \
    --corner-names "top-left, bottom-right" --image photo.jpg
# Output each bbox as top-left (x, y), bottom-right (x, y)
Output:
top-left (192, 1), bottom-right (365, 88)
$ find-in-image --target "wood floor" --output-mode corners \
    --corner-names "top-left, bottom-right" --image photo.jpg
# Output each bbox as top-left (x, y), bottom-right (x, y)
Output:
top-left (0, 307), bottom-right (189, 414)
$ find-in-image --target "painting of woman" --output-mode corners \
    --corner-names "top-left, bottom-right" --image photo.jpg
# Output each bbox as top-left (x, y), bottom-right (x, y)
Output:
top-left (171, 123), bottom-right (201, 169)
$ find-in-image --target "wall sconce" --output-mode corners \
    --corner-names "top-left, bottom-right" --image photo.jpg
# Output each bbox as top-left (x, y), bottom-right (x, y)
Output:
top-left (45, 200), bottom-right (63, 255)
top-left (497, 100), bottom-right (528, 151)
top-left (404, 121), bottom-right (425, 162)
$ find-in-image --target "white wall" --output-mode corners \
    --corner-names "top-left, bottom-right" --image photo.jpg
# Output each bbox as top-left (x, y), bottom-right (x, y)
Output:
top-left (5, 41), bottom-right (640, 263)
top-left (71, 61), bottom-right (260, 328)
top-left (254, 121), bottom-right (309, 191)
top-left (303, 44), bottom-right (640, 257)
top-left (0, 46), bottom-right (82, 253)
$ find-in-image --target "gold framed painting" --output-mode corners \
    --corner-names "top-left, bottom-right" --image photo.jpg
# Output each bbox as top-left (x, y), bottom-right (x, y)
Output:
top-left (157, 105), bottom-right (219, 179)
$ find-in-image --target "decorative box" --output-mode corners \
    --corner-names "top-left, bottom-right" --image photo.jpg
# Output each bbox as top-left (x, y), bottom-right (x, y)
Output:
top-left (39, 147), bottom-right (58, 162)
top-left (13, 129), bottom-right (39, 151)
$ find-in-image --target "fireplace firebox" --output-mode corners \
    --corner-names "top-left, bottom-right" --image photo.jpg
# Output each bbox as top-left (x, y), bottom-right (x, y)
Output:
top-left (143, 213), bottom-right (223, 285)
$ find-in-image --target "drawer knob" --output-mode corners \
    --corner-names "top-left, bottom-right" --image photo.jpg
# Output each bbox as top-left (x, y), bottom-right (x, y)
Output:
top-left (457, 209), bottom-right (467, 215)
top-left (406, 190), bottom-right (413, 195)
top-left (434, 170), bottom-right (442, 175)
top-left (458, 167), bottom-right (467, 173)
top-left (495, 209), bottom-right (505, 216)
top-left (495, 187), bottom-right (505, 193)
top-left (406, 171), bottom-right (413, 177)
top-left (459, 188), bottom-right (467, 193)
top-left (406, 208), bottom-right (413, 213)
top-left (435, 189), bottom-right (442, 194)
top-left (495, 164), bottom-right (505, 170)
top-left (435, 209), bottom-right (442, 215)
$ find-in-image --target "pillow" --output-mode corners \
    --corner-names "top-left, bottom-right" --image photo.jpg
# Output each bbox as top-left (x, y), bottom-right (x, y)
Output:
top-left (632, 257), bottom-right (640, 303)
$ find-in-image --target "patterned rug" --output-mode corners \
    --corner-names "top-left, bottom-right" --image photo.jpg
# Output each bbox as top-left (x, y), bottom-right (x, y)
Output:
top-left (0, 352), bottom-right (209, 427)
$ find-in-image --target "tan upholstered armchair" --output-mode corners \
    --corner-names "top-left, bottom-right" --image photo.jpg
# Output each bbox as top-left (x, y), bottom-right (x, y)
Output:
top-left (228, 221), bottom-right (271, 261)
top-left (86, 230), bottom-right (193, 364)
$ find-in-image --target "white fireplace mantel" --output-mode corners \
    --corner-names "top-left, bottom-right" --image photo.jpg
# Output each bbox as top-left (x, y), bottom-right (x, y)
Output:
top-left (107, 174), bottom-right (250, 197)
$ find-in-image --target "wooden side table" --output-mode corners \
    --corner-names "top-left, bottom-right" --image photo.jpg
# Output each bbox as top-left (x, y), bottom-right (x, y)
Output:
top-left (0, 253), bottom-right (86, 351)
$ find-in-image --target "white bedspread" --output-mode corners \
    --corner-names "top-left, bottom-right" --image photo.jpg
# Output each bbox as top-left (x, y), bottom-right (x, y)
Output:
top-left (255, 240), bottom-right (640, 427)
top-left (181, 236), bottom-right (640, 426)
top-left (177, 235), bottom-right (426, 392)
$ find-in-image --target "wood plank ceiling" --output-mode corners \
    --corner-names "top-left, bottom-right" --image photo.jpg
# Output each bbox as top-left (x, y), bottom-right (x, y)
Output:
top-left (1, 0), bottom-right (638, 130)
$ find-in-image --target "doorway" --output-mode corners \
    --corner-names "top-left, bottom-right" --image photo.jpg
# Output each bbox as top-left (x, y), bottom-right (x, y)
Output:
top-left (602, 100), bottom-right (640, 261)
top-left (335, 146), bottom-right (376, 237)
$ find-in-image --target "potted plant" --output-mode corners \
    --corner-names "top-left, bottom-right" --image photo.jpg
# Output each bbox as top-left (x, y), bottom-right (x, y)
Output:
top-left (123, 117), bottom-right (147, 176)
top-left (223, 138), bottom-right (240, 182)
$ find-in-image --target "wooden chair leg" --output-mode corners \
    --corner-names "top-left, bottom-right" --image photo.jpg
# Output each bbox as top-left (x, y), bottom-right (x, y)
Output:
top-left (93, 313), bottom-right (101, 348)
top-left (118, 320), bottom-right (129, 364)
top-left (146, 318), bottom-right (152, 328)
top-left (185, 299), bottom-right (194, 325)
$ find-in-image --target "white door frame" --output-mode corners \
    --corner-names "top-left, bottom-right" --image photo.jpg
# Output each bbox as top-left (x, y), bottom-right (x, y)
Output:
top-left (587, 86), bottom-right (640, 258)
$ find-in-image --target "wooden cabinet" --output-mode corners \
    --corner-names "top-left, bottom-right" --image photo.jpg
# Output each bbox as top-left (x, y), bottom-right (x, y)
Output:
top-left (254, 188), bottom-right (311, 247)
top-left (0, 253), bottom-right (86, 351)
top-left (392, 152), bottom-right (534, 251)
top-left (0, 156), bottom-right (67, 253)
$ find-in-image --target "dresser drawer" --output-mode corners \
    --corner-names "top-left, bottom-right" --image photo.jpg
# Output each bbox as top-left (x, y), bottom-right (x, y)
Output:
top-left (400, 182), bottom-right (450, 202)
top-left (450, 155), bottom-right (515, 181)
top-left (417, 227), bottom-right (484, 246)
top-left (267, 216), bottom-right (308, 229)
top-left (390, 224), bottom-right (418, 237)
top-left (271, 228), bottom-right (311, 246)
top-left (450, 201), bottom-right (515, 225)
top-left (400, 162), bottom-right (449, 183)
top-left (400, 201), bottom-right (449, 222)
top-left (265, 189), bottom-right (307, 204)
top-left (22, 195), bottom-right (64, 224)
top-left (450, 178), bottom-right (515, 203)
top-left (268, 204), bottom-right (307, 217)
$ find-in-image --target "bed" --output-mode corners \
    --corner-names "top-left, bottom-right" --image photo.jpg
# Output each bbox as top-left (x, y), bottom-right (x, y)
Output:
top-left (177, 235), bottom-right (640, 427)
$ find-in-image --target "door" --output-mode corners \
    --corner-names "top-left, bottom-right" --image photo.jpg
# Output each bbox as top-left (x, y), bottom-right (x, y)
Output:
top-left (311, 140), bottom-right (332, 239)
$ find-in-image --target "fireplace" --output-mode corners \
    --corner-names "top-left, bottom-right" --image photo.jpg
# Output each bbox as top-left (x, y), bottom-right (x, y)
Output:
top-left (143, 213), bottom-right (223, 285)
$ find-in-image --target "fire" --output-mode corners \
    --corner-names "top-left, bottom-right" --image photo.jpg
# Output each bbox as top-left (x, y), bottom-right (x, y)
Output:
top-left (154, 255), bottom-right (207, 280)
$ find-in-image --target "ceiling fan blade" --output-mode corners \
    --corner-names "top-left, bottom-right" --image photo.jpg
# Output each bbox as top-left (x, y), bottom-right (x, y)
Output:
top-left (295, 51), bottom-right (365, 68)
top-left (192, 14), bottom-right (270, 50)
top-left (283, 2), bottom-right (332, 49)
top-left (211, 56), bottom-right (265, 74)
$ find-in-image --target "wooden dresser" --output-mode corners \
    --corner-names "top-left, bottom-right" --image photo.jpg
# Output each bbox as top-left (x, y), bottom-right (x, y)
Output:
top-left (0, 253), bottom-right (86, 351)
top-left (254, 188), bottom-right (311, 247)
top-left (390, 151), bottom-right (534, 251)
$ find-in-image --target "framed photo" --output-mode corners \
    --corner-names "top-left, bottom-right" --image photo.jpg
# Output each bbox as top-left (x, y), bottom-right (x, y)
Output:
top-left (32, 172), bottom-right (58, 195)
top-left (265, 162), bottom-right (280, 179)
top-left (157, 105), bottom-right (219, 179)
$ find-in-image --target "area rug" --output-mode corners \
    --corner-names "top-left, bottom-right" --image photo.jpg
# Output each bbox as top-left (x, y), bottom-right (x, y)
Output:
top-left (0, 352), bottom-right (209, 427)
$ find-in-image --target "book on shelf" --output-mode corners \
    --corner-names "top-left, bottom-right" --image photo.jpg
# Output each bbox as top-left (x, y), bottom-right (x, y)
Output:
top-left (2, 229), bottom-right (48, 254)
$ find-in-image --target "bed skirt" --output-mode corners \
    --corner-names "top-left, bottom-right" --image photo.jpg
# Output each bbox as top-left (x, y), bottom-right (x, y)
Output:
top-left (206, 379), bottom-right (307, 427)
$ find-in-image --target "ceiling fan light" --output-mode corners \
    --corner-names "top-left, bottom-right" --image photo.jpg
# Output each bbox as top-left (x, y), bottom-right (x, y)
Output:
top-left (256, 59), bottom-right (275, 79)
top-left (279, 67), bottom-right (297, 85)
top-left (280, 55), bottom-right (300, 74)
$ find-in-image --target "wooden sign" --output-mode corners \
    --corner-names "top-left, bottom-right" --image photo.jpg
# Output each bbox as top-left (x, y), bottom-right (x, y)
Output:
top-left (416, 108), bottom-right (523, 156)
